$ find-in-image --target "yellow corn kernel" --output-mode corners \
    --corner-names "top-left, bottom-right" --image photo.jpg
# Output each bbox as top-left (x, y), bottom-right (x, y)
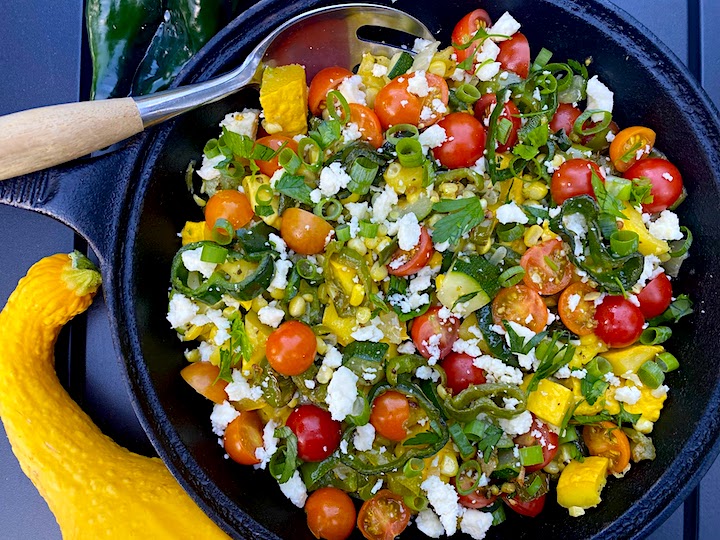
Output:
top-left (317, 365), bottom-right (333, 384)
top-left (356, 307), bottom-right (372, 325)
top-left (347, 237), bottom-right (368, 256)
top-left (288, 296), bottom-right (307, 318)
top-left (429, 252), bottom-right (443, 270)
top-left (184, 348), bottom-right (200, 363)
top-left (181, 221), bottom-right (207, 245)
top-left (428, 60), bottom-right (447, 77)
top-left (364, 237), bottom-right (381, 250)
top-left (527, 379), bottom-right (575, 427)
top-left (315, 336), bottom-right (328, 356)
top-left (435, 274), bottom-right (445, 290)
top-left (239, 300), bottom-right (253, 311)
top-left (269, 288), bottom-right (284, 300)
top-left (350, 284), bottom-right (365, 306)
top-left (439, 453), bottom-right (459, 477)
top-left (251, 296), bottom-right (268, 312)
top-left (523, 181), bottom-right (549, 201)
top-left (370, 263), bottom-right (389, 282)
top-left (439, 182), bottom-right (459, 198)
top-left (601, 345), bottom-right (664, 375)
top-left (524, 225), bottom-right (544, 247)
top-left (557, 457), bottom-right (609, 510)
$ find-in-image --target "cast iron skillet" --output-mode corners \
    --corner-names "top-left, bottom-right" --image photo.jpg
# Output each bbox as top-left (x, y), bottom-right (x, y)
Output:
top-left (2, 0), bottom-right (720, 538)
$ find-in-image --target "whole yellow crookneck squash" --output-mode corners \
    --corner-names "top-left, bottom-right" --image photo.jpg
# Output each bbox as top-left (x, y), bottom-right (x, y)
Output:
top-left (0, 252), bottom-right (229, 539)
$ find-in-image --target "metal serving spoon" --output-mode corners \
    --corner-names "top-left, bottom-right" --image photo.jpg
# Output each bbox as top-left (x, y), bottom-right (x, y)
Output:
top-left (0, 3), bottom-right (432, 181)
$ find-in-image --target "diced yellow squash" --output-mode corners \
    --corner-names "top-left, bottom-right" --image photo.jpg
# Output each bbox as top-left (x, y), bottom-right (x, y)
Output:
top-left (527, 379), bottom-right (575, 427)
top-left (329, 258), bottom-right (357, 296)
top-left (322, 303), bottom-right (357, 347)
top-left (620, 203), bottom-right (669, 257)
top-left (181, 221), bottom-right (207, 245)
top-left (383, 162), bottom-right (424, 194)
top-left (623, 384), bottom-right (666, 424)
top-left (243, 174), bottom-right (281, 228)
top-left (356, 52), bottom-right (390, 108)
top-left (569, 333), bottom-right (608, 369)
top-left (243, 310), bottom-right (273, 371)
top-left (601, 345), bottom-right (664, 375)
top-left (259, 64), bottom-right (308, 136)
top-left (557, 457), bottom-right (610, 510)
top-left (570, 378), bottom-right (620, 416)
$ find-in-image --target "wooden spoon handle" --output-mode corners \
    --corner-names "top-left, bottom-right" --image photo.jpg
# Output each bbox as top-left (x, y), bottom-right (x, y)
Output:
top-left (0, 98), bottom-right (144, 181)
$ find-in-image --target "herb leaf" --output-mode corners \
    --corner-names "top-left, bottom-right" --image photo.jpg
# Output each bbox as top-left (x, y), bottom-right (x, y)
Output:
top-left (405, 431), bottom-right (441, 446)
top-left (591, 170), bottom-right (627, 220)
top-left (616, 403), bottom-right (642, 427)
top-left (431, 196), bottom-right (486, 245)
top-left (648, 294), bottom-right (693, 326)
top-left (274, 173), bottom-right (313, 205)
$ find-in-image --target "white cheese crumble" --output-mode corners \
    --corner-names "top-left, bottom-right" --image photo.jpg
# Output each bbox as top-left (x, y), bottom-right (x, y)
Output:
top-left (210, 401), bottom-right (239, 437)
top-left (416, 365), bottom-right (440, 381)
top-left (167, 294), bottom-right (199, 328)
top-left (586, 76), bottom-right (614, 122)
top-left (418, 124), bottom-right (448, 154)
top-left (396, 212), bottom-right (422, 250)
top-left (499, 410), bottom-right (533, 436)
top-left (372, 184), bottom-right (399, 223)
top-left (416, 509), bottom-right (445, 538)
top-left (472, 355), bottom-right (524, 385)
top-left (421, 476), bottom-right (462, 536)
top-left (326, 366), bottom-right (359, 421)
top-left (372, 63), bottom-right (388, 77)
top-left (633, 254), bottom-right (663, 292)
top-left (341, 121), bottom-right (362, 143)
top-left (279, 470), bottom-right (308, 508)
top-left (269, 258), bottom-right (293, 292)
top-left (268, 232), bottom-right (288, 259)
top-left (219, 108), bottom-right (260, 138)
top-left (318, 162), bottom-right (352, 197)
top-left (225, 369), bottom-right (263, 402)
top-left (648, 210), bottom-right (683, 241)
top-left (563, 212), bottom-right (588, 256)
top-left (336, 74), bottom-right (367, 106)
top-left (254, 419), bottom-right (279, 469)
top-left (567, 293), bottom-right (581, 312)
top-left (651, 385), bottom-right (669, 399)
top-left (196, 153), bottom-right (225, 181)
top-left (353, 423), bottom-right (376, 451)
top-left (488, 12), bottom-right (521, 41)
top-left (181, 247), bottom-right (217, 278)
top-left (460, 508), bottom-right (494, 540)
top-left (407, 70), bottom-right (430, 97)
top-left (351, 318), bottom-right (385, 341)
top-left (615, 385), bottom-right (642, 405)
top-left (496, 201), bottom-right (529, 224)
top-left (258, 303), bottom-right (285, 328)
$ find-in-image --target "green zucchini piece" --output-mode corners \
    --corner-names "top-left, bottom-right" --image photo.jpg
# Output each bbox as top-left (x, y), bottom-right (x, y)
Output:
top-left (491, 448), bottom-right (521, 481)
top-left (436, 254), bottom-right (500, 315)
top-left (387, 51), bottom-right (414, 79)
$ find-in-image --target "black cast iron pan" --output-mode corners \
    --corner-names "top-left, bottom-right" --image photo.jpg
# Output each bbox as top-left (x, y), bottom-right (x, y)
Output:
top-left (2, 0), bottom-right (719, 538)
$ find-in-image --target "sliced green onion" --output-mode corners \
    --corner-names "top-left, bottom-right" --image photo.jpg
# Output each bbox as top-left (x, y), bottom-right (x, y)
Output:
top-left (396, 137), bottom-right (425, 167)
top-left (532, 48), bottom-right (553, 71)
top-left (210, 218), bottom-right (234, 245)
top-left (200, 243), bottom-right (228, 264)
top-left (336, 224), bottom-right (351, 243)
top-left (610, 230), bottom-right (639, 257)
top-left (403, 457), bottom-right (425, 478)
top-left (349, 157), bottom-right (379, 195)
top-left (403, 494), bottom-right (428, 512)
top-left (656, 352), bottom-right (680, 372)
top-left (456, 83), bottom-right (481, 104)
top-left (498, 265), bottom-right (525, 288)
top-left (491, 504), bottom-right (506, 525)
top-left (535, 72), bottom-right (558, 95)
top-left (496, 223), bottom-right (524, 242)
top-left (496, 118), bottom-right (513, 146)
top-left (298, 137), bottom-right (323, 170)
top-left (526, 474), bottom-right (544, 497)
top-left (278, 147), bottom-right (302, 174)
top-left (359, 220), bottom-right (379, 239)
top-left (386, 124), bottom-right (419, 145)
top-left (586, 356), bottom-right (612, 379)
top-left (296, 259), bottom-right (322, 281)
top-left (255, 184), bottom-right (274, 206)
top-left (558, 425), bottom-right (578, 444)
top-left (669, 226), bottom-right (693, 258)
top-left (543, 63), bottom-right (574, 93)
top-left (314, 198), bottom-right (343, 221)
top-left (326, 89), bottom-right (351, 123)
top-left (638, 361), bottom-right (665, 389)
top-left (605, 176), bottom-right (633, 201)
top-left (640, 326), bottom-right (672, 345)
top-left (574, 110), bottom-right (612, 136)
top-left (455, 460), bottom-right (482, 496)
top-left (519, 445), bottom-right (544, 467)
top-left (347, 393), bottom-right (371, 426)
top-left (463, 419), bottom-right (489, 441)
top-left (449, 423), bottom-right (475, 460)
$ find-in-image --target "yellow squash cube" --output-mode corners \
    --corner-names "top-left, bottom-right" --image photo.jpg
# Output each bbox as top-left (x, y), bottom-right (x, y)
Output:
top-left (623, 384), bottom-right (667, 424)
top-left (602, 345), bottom-right (664, 375)
top-left (557, 457), bottom-right (610, 510)
top-left (181, 221), bottom-right (207, 245)
top-left (259, 64), bottom-right (308, 136)
top-left (527, 378), bottom-right (575, 427)
top-left (620, 203), bottom-right (669, 257)
top-left (322, 303), bottom-right (357, 347)
top-left (569, 333), bottom-right (608, 369)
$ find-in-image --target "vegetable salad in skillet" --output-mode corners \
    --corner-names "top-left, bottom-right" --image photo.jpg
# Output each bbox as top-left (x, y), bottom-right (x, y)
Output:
top-left (166, 7), bottom-right (693, 539)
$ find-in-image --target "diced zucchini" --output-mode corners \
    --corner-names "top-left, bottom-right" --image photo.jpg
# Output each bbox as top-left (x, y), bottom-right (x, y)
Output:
top-left (436, 271), bottom-right (491, 315)
top-left (491, 448), bottom-right (521, 481)
top-left (387, 51), bottom-right (414, 79)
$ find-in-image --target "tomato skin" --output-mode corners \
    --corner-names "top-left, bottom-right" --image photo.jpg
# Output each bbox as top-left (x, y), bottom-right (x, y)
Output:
top-left (349, 103), bottom-right (383, 148)
top-left (432, 112), bottom-right (486, 169)
top-left (623, 158), bottom-right (684, 213)
top-left (411, 306), bottom-right (460, 361)
top-left (387, 226), bottom-right (434, 277)
top-left (452, 9), bottom-right (493, 65)
top-left (440, 352), bottom-right (486, 395)
top-left (520, 238), bottom-right (573, 295)
top-left (309, 66), bottom-right (354, 116)
top-left (497, 32), bottom-right (530, 79)
top-left (594, 296), bottom-right (645, 348)
top-left (458, 489), bottom-right (498, 510)
top-left (374, 73), bottom-right (449, 130)
top-left (281, 207), bottom-right (334, 255)
top-left (636, 273), bottom-right (673, 319)
top-left (558, 281), bottom-right (598, 336)
top-left (180, 362), bottom-right (229, 404)
top-left (357, 490), bottom-right (411, 540)
top-left (502, 493), bottom-right (546, 517)
top-left (492, 284), bottom-right (548, 333)
top-left (609, 126), bottom-right (656, 173)
top-left (286, 404), bottom-right (342, 462)
top-left (205, 190), bottom-right (254, 231)
top-left (255, 135), bottom-right (299, 177)
top-left (370, 390), bottom-right (411, 442)
top-left (305, 487), bottom-right (357, 540)
top-left (583, 421), bottom-right (631, 474)
top-left (513, 415), bottom-right (559, 473)
top-left (224, 410), bottom-right (264, 466)
top-left (474, 94), bottom-right (521, 153)
top-left (551, 158), bottom-right (603, 205)
top-left (266, 321), bottom-right (317, 376)
top-left (549, 103), bottom-right (582, 137)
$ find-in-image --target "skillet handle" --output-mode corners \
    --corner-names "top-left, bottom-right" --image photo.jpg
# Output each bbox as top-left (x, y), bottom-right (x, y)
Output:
top-left (0, 98), bottom-right (144, 181)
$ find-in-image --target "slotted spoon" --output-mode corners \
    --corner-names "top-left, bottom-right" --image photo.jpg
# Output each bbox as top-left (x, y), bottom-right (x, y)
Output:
top-left (0, 3), bottom-right (432, 181)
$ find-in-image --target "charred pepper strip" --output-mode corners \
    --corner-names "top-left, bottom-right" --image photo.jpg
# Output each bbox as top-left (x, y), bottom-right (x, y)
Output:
top-left (386, 354), bottom-right (428, 386)
top-left (442, 383), bottom-right (527, 423)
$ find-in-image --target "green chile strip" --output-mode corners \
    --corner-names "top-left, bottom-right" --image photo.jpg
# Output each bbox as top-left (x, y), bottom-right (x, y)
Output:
top-left (386, 354), bottom-right (428, 386)
top-left (442, 383), bottom-right (527, 423)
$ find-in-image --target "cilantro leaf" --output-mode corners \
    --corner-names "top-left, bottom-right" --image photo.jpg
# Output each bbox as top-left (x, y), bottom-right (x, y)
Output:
top-left (630, 177), bottom-right (654, 206)
top-left (513, 144), bottom-right (540, 160)
top-left (523, 205), bottom-right (550, 222)
top-left (568, 58), bottom-right (589, 79)
top-left (431, 196), bottom-right (486, 245)
top-left (648, 294), bottom-right (693, 326)
top-left (591, 170), bottom-right (627, 220)
top-left (274, 173), bottom-right (313, 205)
top-left (309, 119), bottom-right (342, 149)
top-left (580, 378), bottom-right (609, 406)
top-left (404, 432), bottom-right (441, 446)
top-left (528, 332), bottom-right (575, 392)
top-left (221, 128), bottom-right (278, 161)
top-left (571, 411), bottom-right (614, 425)
top-left (616, 403), bottom-right (642, 427)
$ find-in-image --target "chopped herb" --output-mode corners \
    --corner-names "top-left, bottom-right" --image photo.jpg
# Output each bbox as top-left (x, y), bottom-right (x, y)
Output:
top-left (591, 170), bottom-right (627, 220)
top-left (404, 431), bottom-right (442, 446)
top-left (431, 196), bottom-right (486, 245)
top-left (648, 294), bottom-right (693, 326)
top-left (616, 403), bottom-right (642, 427)
top-left (274, 173), bottom-right (314, 205)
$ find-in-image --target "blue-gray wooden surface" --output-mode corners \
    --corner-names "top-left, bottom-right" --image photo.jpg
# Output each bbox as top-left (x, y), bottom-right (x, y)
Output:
top-left (0, 0), bottom-right (717, 538)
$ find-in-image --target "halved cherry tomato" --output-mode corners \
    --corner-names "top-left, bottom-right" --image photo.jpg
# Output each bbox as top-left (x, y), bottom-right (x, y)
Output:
top-left (387, 226), bottom-right (434, 276)
top-left (549, 103), bottom-right (582, 137)
top-left (492, 284), bottom-right (548, 333)
top-left (551, 158), bottom-right (604, 205)
top-left (558, 281), bottom-right (598, 336)
top-left (286, 404), bottom-right (342, 462)
top-left (609, 126), bottom-right (656, 173)
top-left (374, 73), bottom-right (449, 130)
top-left (305, 487), bottom-right (357, 540)
top-left (520, 238), bottom-right (573, 295)
top-left (180, 362), bottom-right (229, 404)
top-left (349, 103), bottom-right (383, 148)
top-left (441, 352), bottom-right (486, 395)
top-left (457, 484), bottom-right (498, 509)
top-left (623, 158), bottom-right (684, 213)
top-left (636, 272), bottom-right (673, 319)
top-left (514, 415), bottom-right (559, 473)
top-left (451, 9), bottom-right (493, 66)
top-left (309, 66), bottom-right (354, 116)
top-left (594, 296), bottom-right (644, 348)
top-left (266, 320), bottom-right (317, 376)
top-left (583, 421), bottom-right (631, 474)
top-left (432, 112), bottom-right (486, 169)
top-left (497, 32), bottom-right (530, 79)
top-left (280, 207), bottom-right (334, 255)
top-left (224, 410), bottom-right (264, 465)
top-left (502, 493), bottom-right (546, 517)
top-left (370, 390), bottom-right (410, 442)
top-left (474, 94), bottom-right (521, 153)
top-left (205, 189), bottom-right (253, 231)
top-left (411, 306), bottom-right (460, 361)
top-left (255, 135), bottom-right (299, 177)
top-left (357, 490), bottom-right (411, 540)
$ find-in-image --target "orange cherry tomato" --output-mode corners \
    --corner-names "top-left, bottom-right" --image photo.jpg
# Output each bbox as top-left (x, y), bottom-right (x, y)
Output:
top-left (583, 421), bottom-right (631, 474)
top-left (558, 281), bottom-right (598, 336)
top-left (205, 190), bottom-right (253, 232)
top-left (492, 284), bottom-right (548, 333)
top-left (387, 226), bottom-right (434, 276)
top-left (180, 362), bottom-right (229, 404)
top-left (280, 207), bottom-right (334, 255)
top-left (309, 66), bottom-right (354, 116)
top-left (357, 490), bottom-right (411, 540)
top-left (609, 126), bottom-right (656, 173)
top-left (255, 135), bottom-right (299, 177)
top-left (373, 73), bottom-right (449, 130)
top-left (349, 103), bottom-right (384, 148)
top-left (370, 390), bottom-right (410, 442)
top-left (224, 410), bottom-right (264, 466)
top-left (305, 487), bottom-right (357, 540)
top-left (266, 320), bottom-right (317, 376)
top-left (520, 238), bottom-right (573, 295)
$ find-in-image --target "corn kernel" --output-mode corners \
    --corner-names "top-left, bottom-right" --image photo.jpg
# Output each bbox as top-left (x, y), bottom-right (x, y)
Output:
top-left (288, 296), bottom-right (307, 318)
top-left (501, 483), bottom-right (516, 494)
top-left (350, 284), bottom-right (365, 306)
top-left (356, 307), bottom-right (372, 325)
top-left (429, 251), bottom-right (443, 270)
top-left (269, 288), bottom-right (285, 300)
top-left (316, 336), bottom-right (328, 355)
top-left (439, 454), bottom-right (459, 477)
top-left (523, 180), bottom-right (549, 201)
top-left (378, 224), bottom-right (388, 236)
top-left (524, 224), bottom-right (544, 247)
top-left (317, 365), bottom-right (333, 384)
top-left (252, 296), bottom-right (268, 312)
top-left (348, 238), bottom-right (367, 255)
top-left (439, 182), bottom-right (459, 198)
top-left (428, 60), bottom-right (447, 77)
top-left (370, 263), bottom-right (389, 282)
top-left (302, 294), bottom-right (314, 302)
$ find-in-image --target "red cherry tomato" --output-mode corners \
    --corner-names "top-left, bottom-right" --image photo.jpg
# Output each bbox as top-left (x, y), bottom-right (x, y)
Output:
top-left (594, 296), bottom-right (645, 348)
top-left (451, 9), bottom-right (493, 66)
top-left (370, 390), bottom-right (411, 442)
top-left (266, 320), bottom-right (317, 376)
top-left (440, 352), bottom-right (486, 395)
top-left (551, 158), bottom-right (604, 205)
top-left (623, 158), bottom-right (684, 213)
top-left (374, 73), bottom-right (449, 130)
top-left (255, 135), bottom-right (299, 177)
top-left (474, 94), bottom-right (521, 153)
top-left (387, 226), bottom-right (434, 277)
top-left (549, 103), bottom-right (582, 137)
top-left (308, 66), bottom-right (354, 116)
top-left (411, 306), bottom-right (460, 361)
top-left (286, 404), bottom-right (342, 462)
top-left (502, 493), bottom-right (546, 517)
top-left (349, 103), bottom-right (384, 148)
top-left (305, 487), bottom-right (357, 540)
top-left (492, 285), bottom-right (548, 333)
top-left (432, 112), bottom-right (486, 169)
top-left (636, 272), bottom-right (673, 319)
top-left (454, 472), bottom-right (497, 509)
top-left (497, 33), bottom-right (530, 79)
top-left (513, 415), bottom-right (559, 473)
top-left (519, 238), bottom-right (573, 296)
